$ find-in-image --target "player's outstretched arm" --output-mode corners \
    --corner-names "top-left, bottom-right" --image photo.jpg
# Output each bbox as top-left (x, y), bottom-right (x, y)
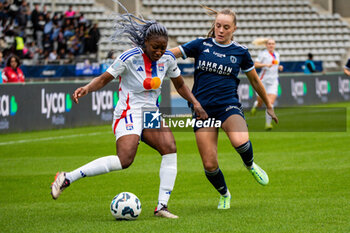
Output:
top-left (169, 47), bottom-right (183, 59)
top-left (171, 75), bottom-right (208, 120)
top-left (344, 67), bottom-right (350, 76)
top-left (73, 72), bottom-right (114, 104)
top-left (246, 69), bottom-right (278, 124)
top-left (254, 61), bottom-right (272, 68)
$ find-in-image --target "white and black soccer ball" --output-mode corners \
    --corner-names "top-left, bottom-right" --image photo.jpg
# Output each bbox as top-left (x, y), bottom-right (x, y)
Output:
top-left (110, 192), bottom-right (142, 220)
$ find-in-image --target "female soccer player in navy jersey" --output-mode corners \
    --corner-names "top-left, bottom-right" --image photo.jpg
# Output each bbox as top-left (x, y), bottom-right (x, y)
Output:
top-left (170, 6), bottom-right (278, 209)
top-left (344, 58), bottom-right (350, 76)
top-left (51, 7), bottom-right (207, 219)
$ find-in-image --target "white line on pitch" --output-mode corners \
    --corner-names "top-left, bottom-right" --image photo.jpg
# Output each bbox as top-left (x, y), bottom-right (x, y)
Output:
top-left (0, 131), bottom-right (109, 146)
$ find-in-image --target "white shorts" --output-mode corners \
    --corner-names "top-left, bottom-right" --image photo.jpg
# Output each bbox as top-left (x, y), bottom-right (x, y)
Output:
top-left (261, 80), bottom-right (278, 95)
top-left (112, 113), bottom-right (143, 141)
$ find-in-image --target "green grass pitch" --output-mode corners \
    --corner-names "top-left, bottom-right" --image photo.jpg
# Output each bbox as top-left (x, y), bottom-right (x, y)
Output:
top-left (0, 102), bottom-right (349, 232)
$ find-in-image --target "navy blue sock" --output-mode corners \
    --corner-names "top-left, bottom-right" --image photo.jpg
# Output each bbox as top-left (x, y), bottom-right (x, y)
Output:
top-left (205, 168), bottom-right (227, 195)
top-left (235, 140), bottom-right (254, 167)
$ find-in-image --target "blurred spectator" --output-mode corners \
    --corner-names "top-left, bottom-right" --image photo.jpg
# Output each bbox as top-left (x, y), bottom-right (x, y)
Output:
top-left (344, 58), bottom-right (350, 76)
top-left (30, 3), bottom-right (40, 40)
top-left (25, 41), bottom-right (38, 59)
top-left (1, 2), bottom-right (100, 65)
top-left (304, 53), bottom-right (316, 74)
top-left (17, 0), bottom-right (30, 29)
top-left (78, 12), bottom-right (87, 25)
top-left (8, 0), bottom-right (18, 20)
top-left (48, 50), bottom-right (58, 62)
top-left (57, 48), bottom-right (66, 60)
top-left (14, 31), bottom-right (24, 58)
top-left (2, 54), bottom-right (25, 83)
top-left (64, 5), bottom-right (76, 18)
top-left (36, 14), bottom-right (45, 49)
top-left (44, 12), bottom-right (53, 36)
top-left (87, 22), bottom-right (100, 54)
top-left (43, 34), bottom-right (53, 52)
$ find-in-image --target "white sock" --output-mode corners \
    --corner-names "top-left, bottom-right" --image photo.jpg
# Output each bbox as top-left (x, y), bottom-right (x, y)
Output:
top-left (265, 105), bottom-right (273, 125)
top-left (65, 155), bottom-right (122, 183)
top-left (253, 100), bottom-right (258, 108)
top-left (157, 153), bottom-right (177, 210)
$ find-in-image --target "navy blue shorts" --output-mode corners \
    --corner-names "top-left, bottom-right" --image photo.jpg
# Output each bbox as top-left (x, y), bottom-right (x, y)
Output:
top-left (192, 103), bottom-right (245, 132)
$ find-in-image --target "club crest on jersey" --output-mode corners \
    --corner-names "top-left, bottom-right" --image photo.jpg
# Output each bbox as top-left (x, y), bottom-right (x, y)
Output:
top-left (125, 115), bottom-right (134, 130)
top-left (126, 123), bottom-right (134, 130)
top-left (230, 56), bottom-right (237, 63)
top-left (158, 63), bottom-right (164, 71)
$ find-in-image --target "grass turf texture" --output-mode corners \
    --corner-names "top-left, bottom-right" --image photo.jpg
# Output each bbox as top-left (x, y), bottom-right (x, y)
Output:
top-left (0, 102), bottom-right (349, 233)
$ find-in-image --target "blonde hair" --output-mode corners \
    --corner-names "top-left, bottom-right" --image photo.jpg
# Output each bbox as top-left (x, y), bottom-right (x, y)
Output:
top-left (202, 5), bottom-right (236, 39)
top-left (252, 37), bottom-right (275, 46)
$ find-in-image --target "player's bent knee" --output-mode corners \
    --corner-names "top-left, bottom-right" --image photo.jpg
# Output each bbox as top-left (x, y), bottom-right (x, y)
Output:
top-left (118, 155), bottom-right (135, 169)
top-left (203, 161), bottom-right (218, 172)
top-left (158, 142), bottom-right (177, 155)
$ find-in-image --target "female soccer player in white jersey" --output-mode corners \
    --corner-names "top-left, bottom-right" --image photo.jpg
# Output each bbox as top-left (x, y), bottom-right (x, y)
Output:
top-left (250, 38), bottom-right (283, 130)
top-left (50, 9), bottom-right (207, 219)
top-left (170, 6), bottom-right (278, 209)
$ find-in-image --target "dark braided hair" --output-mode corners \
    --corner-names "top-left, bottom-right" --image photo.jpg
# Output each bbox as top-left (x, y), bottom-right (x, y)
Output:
top-left (111, 1), bottom-right (168, 48)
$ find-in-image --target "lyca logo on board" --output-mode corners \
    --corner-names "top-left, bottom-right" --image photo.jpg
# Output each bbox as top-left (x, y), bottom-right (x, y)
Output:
top-left (315, 78), bottom-right (331, 97)
top-left (291, 79), bottom-right (307, 104)
top-left (41, 89), bottom-right (72, 119)
top-left (291, 79), bottom-right (307, 98)
top-left (338, 76), bottom-right (350, 99)
top-left (238, 84), bottom-right (253, 101)
top-left (0, 95), bottom-right (18, 117)
top-left (92, 90), bottom-right (118, 115)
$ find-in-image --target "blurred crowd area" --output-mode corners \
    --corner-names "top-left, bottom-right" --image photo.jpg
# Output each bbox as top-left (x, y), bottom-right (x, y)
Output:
top-left (0, 0), bottom-right (101, 66)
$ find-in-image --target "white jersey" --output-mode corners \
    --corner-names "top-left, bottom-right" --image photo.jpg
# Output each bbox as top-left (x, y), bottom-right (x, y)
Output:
top-left (107, 47), bottom-right (181, 118)
top-left (256, 49), bottom-right (280, 84)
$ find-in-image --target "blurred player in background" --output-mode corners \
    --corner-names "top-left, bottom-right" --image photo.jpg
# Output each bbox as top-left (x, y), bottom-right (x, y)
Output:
top-left (51, 5), bottom-right (207, 219)
top-left (170, 6), bottom-right (278, 209)
top-left (1, 54), bottom-right (25, 83)
top-left (304, 53), bottom-right (316, 74)
top-left (250, 38), bottom-right (283, 130)
top-left (344, 58), bottom-right (350, 76)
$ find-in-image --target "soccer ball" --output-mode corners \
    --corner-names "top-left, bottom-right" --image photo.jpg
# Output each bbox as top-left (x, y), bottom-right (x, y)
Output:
top-left (110, 192), bottom-right (142, 220)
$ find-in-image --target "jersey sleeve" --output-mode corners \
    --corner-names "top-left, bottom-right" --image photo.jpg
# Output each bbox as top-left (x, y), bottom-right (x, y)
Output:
top-left (166, 57), bottom-right (181, 78)
top-left (106, 57), bottom-right (127, 78)
top-left (241, 50), bottom-right (255, 73)
top-left (179, 38), bottom-right (203, 59)
top-left (255, 50), bottom-right (264, 63)
top-left (345, 58), bottom-right (350, 70)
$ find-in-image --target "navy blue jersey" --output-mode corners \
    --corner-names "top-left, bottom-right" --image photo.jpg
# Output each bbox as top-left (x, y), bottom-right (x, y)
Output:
top-left (345, 58), bottom-right (350, 70)
top-left (179, 38), bottom-right (254, 107)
